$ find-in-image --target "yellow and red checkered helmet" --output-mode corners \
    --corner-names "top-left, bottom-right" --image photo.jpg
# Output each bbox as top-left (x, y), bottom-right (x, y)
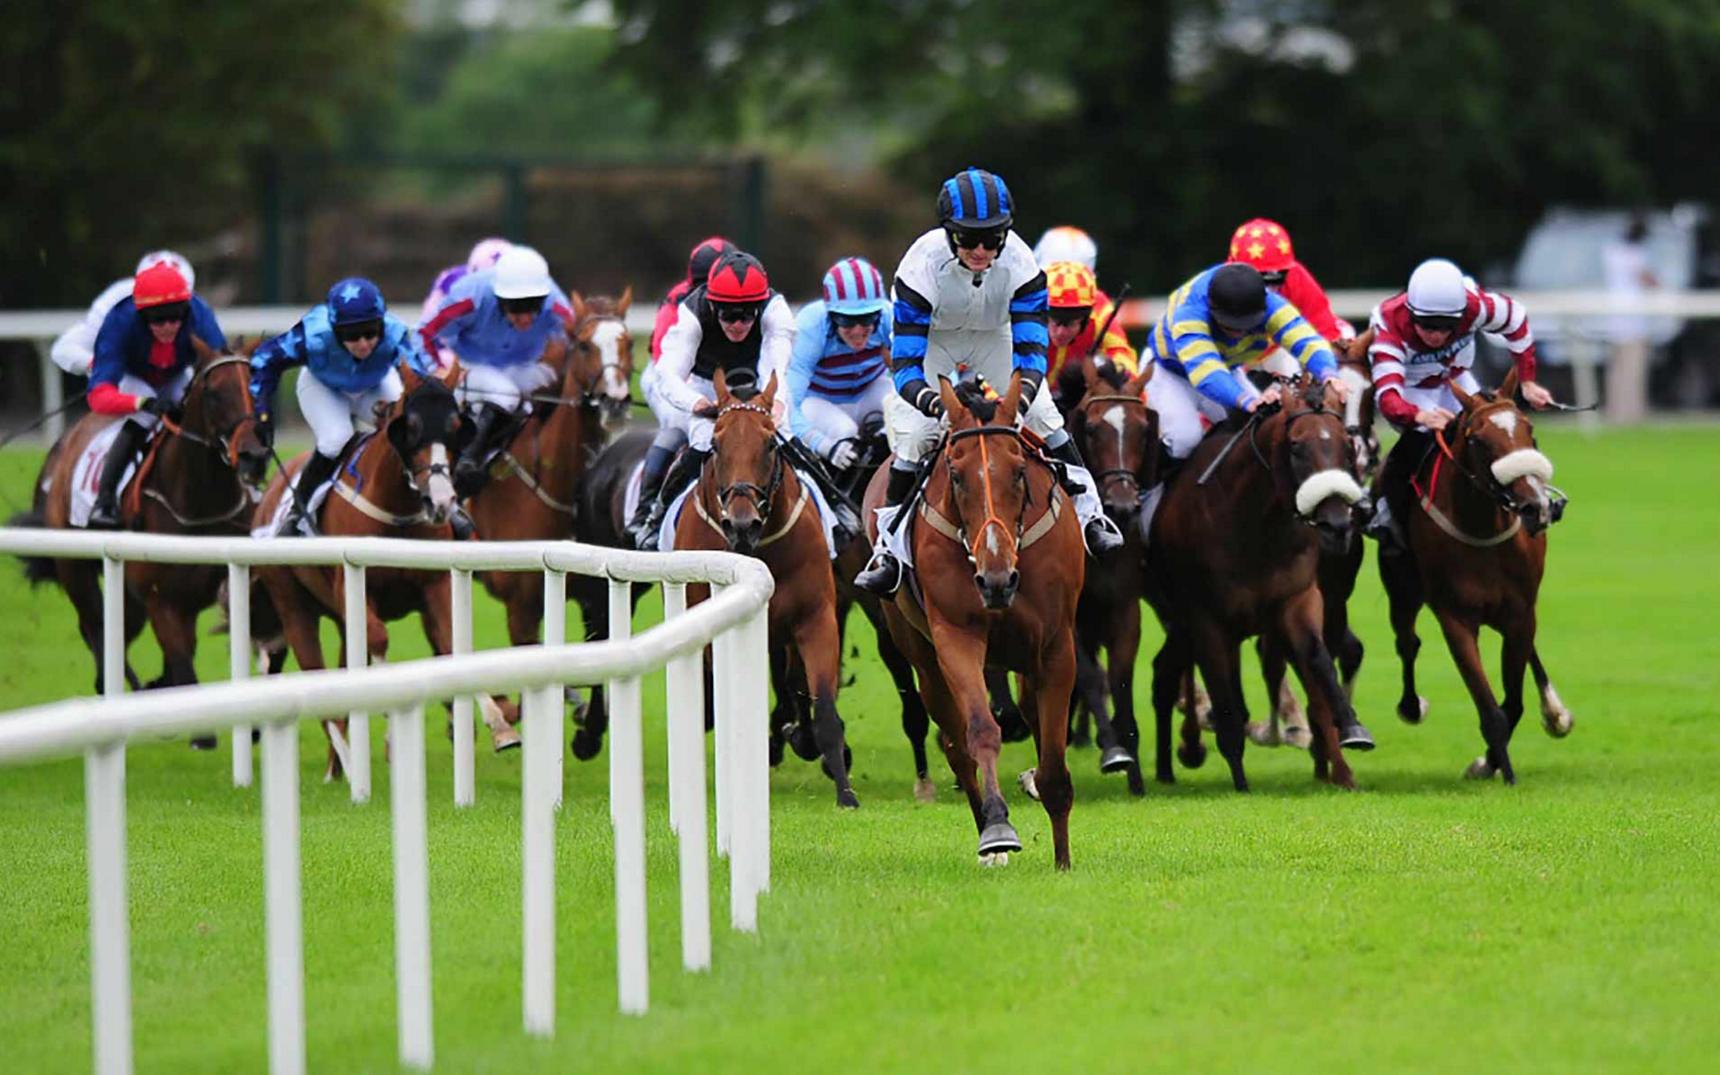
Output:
top-left (1045, 261), bottom-right (1098, 310)
top-left (1228, 218), bottom-right (1296, 273)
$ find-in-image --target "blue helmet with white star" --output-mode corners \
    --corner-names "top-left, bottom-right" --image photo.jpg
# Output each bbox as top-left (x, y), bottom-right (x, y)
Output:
top-left (327, 277), bottom-right (386, 326)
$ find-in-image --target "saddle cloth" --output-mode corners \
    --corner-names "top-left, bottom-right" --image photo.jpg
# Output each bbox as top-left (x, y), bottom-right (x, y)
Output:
top-left (249, 437), bottom-right (373, 538)
top-left (69, 423), bottom-right (140, 528)
top-left (652, 466), bottom-right (839, 558)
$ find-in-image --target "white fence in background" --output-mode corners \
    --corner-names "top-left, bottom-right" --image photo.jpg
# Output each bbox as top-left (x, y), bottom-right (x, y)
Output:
top-left (0, 529), bottom-right (775, 1075)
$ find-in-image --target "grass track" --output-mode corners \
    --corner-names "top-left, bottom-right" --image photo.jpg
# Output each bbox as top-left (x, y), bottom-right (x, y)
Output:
top-left (1, 424), bottom-right (1717, 1074)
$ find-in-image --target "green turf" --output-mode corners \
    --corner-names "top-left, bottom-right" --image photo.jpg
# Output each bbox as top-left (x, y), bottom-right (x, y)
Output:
top-left (1, 424), bottom-right (1717, 1074)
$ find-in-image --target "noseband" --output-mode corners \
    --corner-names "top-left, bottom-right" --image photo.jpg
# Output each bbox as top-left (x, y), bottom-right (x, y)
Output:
top-left (943, 424), bottom-right (1032, 568)
top-left (1439, 400), bottom-right (1541, 514)
top-left (163, 354), bottom-right (261, 470)
top-left (712, 401), bottom-right (784, 523)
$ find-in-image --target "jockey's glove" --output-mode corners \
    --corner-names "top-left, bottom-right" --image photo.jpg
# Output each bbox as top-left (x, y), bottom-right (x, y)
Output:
top-left (255, 413), bottom-right (274, 448)
top-left (136, 396), bottom-right (165, 416)
top-left (829, 440), bottom-right (859, 469)
top-left (903, 380), bottom-right (945, 419)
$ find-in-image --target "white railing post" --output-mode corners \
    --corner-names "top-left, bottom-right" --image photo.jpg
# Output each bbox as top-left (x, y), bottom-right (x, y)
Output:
top-left (261, 718), bottom-right (305, 1075)
top-left (450, 568), bottom-right (475, 808)
top-left (606, 579), bottom-right (632, 823)
top-left (661, 582), bottom-right (711, 971)
top-left (520, 684), bottom-right (555, 1037)
top-left (542, 569), bottom-right (567, 810)
top-left (91, 555), bottom-right (132, 1075)
top-left (390, 703), bottom-right (434, 1070)
top-left (711, 586), bottom-right (732, 861)
top-left (743, 609), bottom-right (772, 897)
top-left (343, 564), bottom-right (370, 804)
top-left (714, 616), bottom-right (759, 930)
top-left (611, 666), bottom-right (648, 1014)
top-left (228, 562), bottom-right (253, 788)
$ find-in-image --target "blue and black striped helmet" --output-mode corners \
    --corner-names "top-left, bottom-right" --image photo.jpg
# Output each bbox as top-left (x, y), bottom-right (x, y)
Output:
top-left (937, 167), bottom-right (1014, 230)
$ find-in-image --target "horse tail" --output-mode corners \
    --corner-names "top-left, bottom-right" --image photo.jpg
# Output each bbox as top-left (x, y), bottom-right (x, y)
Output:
top-left (7, 509), bottom-right (57, 587)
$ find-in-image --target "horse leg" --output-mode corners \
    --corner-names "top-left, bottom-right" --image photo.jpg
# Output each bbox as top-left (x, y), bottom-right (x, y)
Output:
top-left (1381, 543), bottom-right (1428, 724)
top-left (61, 562), bottom-right (119, 695)
top-left (778, 633), bottom-right (818, 763)
top-left (987, 665), bottom-right (1032, 743)
top-left (795, 610), bottom-right (858, 808)
top-left (1251, 635), bottom-right (1290, 748)
top-left (1178, 669), bottom-right (1214, 731)
top-left (1499, 616), bottom-right (1533, 777)
top-left (146, 592), bottom-right (212, 748)
top-left (1149, 631), bottom-right (1192, 784)
top-left (273, 587), bottom-right (343, 782)
top-left (1191, 621), bottom-right (1249, 792)
top-left (1278, 590), bottom-right (1355, 790)
top-left (1108, 603), bottom-right (1146, 796)
top-left (1432, 608), bottom-right (1514, 784)
top-left (1529, 646), bottom-right (1574, 738)
top-left (933, 629), bottom-right (1017, 861)
top-left (1028, 640), bottom-right (1078, 870)
top-left (1071, 634), bottom-right (1125, 773)
top-left (870, 605), bottom-right (934, 800)
top-left (569, 582), bottom-right (610, 760)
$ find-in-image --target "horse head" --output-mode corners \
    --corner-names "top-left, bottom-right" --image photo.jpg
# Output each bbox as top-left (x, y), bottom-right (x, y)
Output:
top-left (1449, 366), bottom-right (1556, 535)
top-left (939, 373), bottom-right (1030, 610)
top-left (384, 376), bottom-right (462, 525)
top-left (1274, 374), bottom-right (1366, 554)
top-left (1069, 356), bottom-right (1154, 528)
top-left (187, 336), bottom-right (270, 490)
top-left (568, 289), bottom-right (635, 433)
top-left (708, 367), bottom-right (783, 553)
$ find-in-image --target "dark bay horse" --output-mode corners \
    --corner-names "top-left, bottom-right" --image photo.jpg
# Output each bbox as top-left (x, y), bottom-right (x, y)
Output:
top-left (1378, 366), bottom-right (1572, 783)
top-left (867, 375), bottom-right (1084, 868)
top-left (17, 338), bottom-right (269, 720)
top-left (251, 374), bottom-right (495, 779)
top-left (1146, 377), bottom-right (1371, 792)
top-left (675, 370), bottom-right (858, 808)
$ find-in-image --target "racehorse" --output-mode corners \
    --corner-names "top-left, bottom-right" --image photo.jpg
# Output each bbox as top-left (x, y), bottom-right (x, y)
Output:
top-left (16, 338), bottom-right (268, 728)
top-left (1377, 365), bottom-right (1572, 782)
top-left (672, 370), bottom-right (857, 807)
top-left (250, 374), bottom-right (496, 779)
top-left (1145, 376), bottom-right (1371, 792)
top-left (867, 375), bottom-right (1084, 868)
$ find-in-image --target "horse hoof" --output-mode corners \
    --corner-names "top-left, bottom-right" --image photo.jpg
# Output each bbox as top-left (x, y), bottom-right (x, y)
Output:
top-left (768, 735), bottom-right (785, 768)
top-left (1127, 767), bottom-right (1147, 796)
top-left (1069, 729), bottom-right (1092, 749)
top-left (1541, 687), bottom-right (1574, 738)
top-left (1099, 745), bottom-right (1135, 773)
top-left (492, 729), bottom-right (522, 753)
top-left (913, 778), bottom-right (937, 803)
top-left (1177, 742), bottom-right (1208, 769)
top-left (570, 731), bottom-right (602, 762)
top-left (788, 724), bottom-right (819, 762)
top-left (1282, 725), bottom-right (1313, 750)
top-left (189, 735), bottom-right (217, 751)
top-left (1339, 723), bottom-right (1376, 751)
top-left (1399, 695), bottom-right (1429, 724)
top-left (978, 822), bottom-right (1022, 857)
top-left (1246, 721), bottom-right (1282, 747)
top-left (836, 789), bottom-right (860, 809)
top-left (1017, 768), bottom-right (1041, 802)
top-left (1463, 756), bottom-right (1496, 780)
top-left (978, 851), bottom-right (1011, 868)
top-left (819, 745), bottom-right (855, 781)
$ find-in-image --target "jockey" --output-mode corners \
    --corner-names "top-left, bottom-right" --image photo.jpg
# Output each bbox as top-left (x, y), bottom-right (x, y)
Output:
top-left (1148, 262), bottom-right (1348, 464)
top-left (1032, 226), bottom-right (1099, 272)
top-left (251, 278), bottom-right (437, 535)
top-left (628, 250), bottom-right (795, 547)
top-left (418, 238), bottom-right (513, 370)
top-left (1043, 260), bottom-right (1138, 401)
top-left (853, 168), bottom-right (1126, 596)
top-left (633, 236), bottom-right (738, 526)
top-left (85, 262), bottom-right (228, 528)
top-left (52, 251), bottom-right (195, 377)
top-left (785, 256), bottom-right (893, 471)
top-left (1226, 218), bottom-right (1351, 372)
top-left (1364, 257), bottom-right (1555, 550)
top-left (418, 245), bottom-right (575, 495)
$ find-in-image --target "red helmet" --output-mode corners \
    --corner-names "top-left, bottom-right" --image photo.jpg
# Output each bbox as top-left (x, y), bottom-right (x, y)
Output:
top-left (1228, 218), bottom-right (1296, 274)
top-left (706, 251), bottom-right (770, 304)
top-left (133, 262), bottom-right (192, 308)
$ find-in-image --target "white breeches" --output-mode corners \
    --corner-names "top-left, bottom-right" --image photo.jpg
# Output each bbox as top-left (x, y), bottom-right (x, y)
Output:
top-left (117, 368), bottom-right (193, 431)
top-left (297, 368), bottom-right (403, 457)
top-left (457, 361), bottom-right (556, 412)
top-left (799, 376), bottom-right (891, 454)
top-left (1151, 366), bottom-right (1256, 460)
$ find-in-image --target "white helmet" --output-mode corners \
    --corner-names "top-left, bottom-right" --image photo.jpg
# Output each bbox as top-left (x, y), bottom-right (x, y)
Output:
top-left (491, 246), bottom-right (553, 299)
top-left (1406, 258), bottom-right (1468, 318)
top-left (136, 249), bottom-right (194, 290)
top-left (466, 237), bottom-right (512, 273)
top-left (1032, 226), bottom-right (1098, 271)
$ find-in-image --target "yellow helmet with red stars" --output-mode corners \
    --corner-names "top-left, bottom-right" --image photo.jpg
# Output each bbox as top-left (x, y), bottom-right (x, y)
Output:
top-left (1228, 218), bottom-right (1296, 274)
top-left (1046, 260), bottom-right (1098, 311)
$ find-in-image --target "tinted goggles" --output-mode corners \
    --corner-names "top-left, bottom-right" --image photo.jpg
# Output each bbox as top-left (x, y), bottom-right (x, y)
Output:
top-left (1049, 308), bottom-right (1092, 328)
top-left (1411, 313), bottom-right (1463, 332)
top-left (831, 311), bottom-right (881, 331)
top-left (950, 227), bottom-right (1007, 251)
top-left (499, 296), bottom-right (546, 317)
top-left (1259, 270), bottom-right (1288, 287)
top-left (140, 302), bottom-right (190, 325)
top-left (335, 319), bottom-right (384, 343)
top-left (714, 303), bottom-right (763, 324)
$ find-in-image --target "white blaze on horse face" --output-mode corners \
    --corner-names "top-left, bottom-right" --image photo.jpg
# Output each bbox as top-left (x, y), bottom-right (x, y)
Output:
top-left (985, 527), bottom-right (1000, 556)
top-left (425, 443), bottom-right (456, 515)
top-left (591, 321), bottom-right (630, 399)
top-left (1294, 468), bottom-right (1365, 516)
top-left (1102, 405), bottom-right (1127, 441)
top-left (1490, 448), bottom-right (1553, 486)
top-left (1489, 410), bottom-right (1519, 436)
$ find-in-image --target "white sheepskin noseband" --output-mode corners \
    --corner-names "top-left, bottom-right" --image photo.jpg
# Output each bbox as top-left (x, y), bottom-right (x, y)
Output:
top-left (1295, 469), bottom-right (1365, 516)
top-left (1490, 449), bottom-right (1554, 486)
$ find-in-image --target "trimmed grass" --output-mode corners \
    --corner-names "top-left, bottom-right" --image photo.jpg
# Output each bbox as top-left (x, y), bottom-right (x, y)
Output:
top-left (1, 424), bottom-right (1717, 1074)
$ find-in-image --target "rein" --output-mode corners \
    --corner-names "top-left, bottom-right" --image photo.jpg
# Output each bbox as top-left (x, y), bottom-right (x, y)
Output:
top-left (689, 399), bottom-right (808, 549)
top-left (134, 354), bottom-right (261, 526)
top-left (920, 425), bottom-right (1061, 564)
top-left (1416, 403), bottom-right (1528, 546)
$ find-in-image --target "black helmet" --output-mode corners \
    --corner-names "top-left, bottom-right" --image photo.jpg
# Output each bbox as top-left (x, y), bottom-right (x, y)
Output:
top-left (1208, 263), bottom-right (1267, 331)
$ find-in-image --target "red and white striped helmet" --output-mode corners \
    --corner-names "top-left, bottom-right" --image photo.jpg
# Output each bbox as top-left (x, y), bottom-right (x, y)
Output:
top-left (821, 256), bottom-right (887, 316)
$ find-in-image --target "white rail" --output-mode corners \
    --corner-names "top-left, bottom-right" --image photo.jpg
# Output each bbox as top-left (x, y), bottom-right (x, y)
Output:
top-left (0, 529), bottom-right (775, 1075)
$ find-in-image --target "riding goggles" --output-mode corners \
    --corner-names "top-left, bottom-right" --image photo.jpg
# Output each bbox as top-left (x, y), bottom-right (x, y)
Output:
top-left (949, 226), bottom-right (1008, 251)
top-left (499, 295), bottom-right (546, 317)
top-left (335, 319), bottom-right (384, 344)
top-left (1049, 308), bottom-right (1092, 328)
top-left (831, 311), bottom-right (881, 331)
top-left (1259, 270), bottom-right (1288, 287)
top-left (714, 303), bottom-right (763, 324)
top-left (140, 302), bottom-right (190, 325)
top-left (1411, 312), bottom-right (1463, 332)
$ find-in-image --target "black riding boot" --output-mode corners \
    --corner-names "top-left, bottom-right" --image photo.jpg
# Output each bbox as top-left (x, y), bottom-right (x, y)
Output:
top-left (634, 447), bottom-right (709, 550)
top-left (1047, 435), bottom-right (1125, 554)
top-left (279, 450), bottom-right (340, 537)
top-left (1366, 430), bottom-right (1431, 554)
top-left (87, 421), bottom-right (149, 529)
top-left (625, 443), bottom-right (678, 546)
top-left (454, 403), bottom-right (507, 498)
top-left (853, 465), bottom-right (916, 595)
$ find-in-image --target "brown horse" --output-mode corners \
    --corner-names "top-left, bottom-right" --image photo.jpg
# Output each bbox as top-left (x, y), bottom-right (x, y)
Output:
top-left (867, 375), bottom-right (1084, 868)
top-left (1377, 366), bottom-right (1571, 783)
top-left (251, 374), bottom-right (494, 779)
top-left (1146, 377), bottom-right (1371, 792)
top-left (675, 369), bottom-right (858, 807)
top-left (17, 339), bottom-right (269, 716)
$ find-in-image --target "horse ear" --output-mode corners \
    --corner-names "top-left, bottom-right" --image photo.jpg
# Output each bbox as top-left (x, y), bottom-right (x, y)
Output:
top-left (1498, 363), bottom-right (1522, 403)
top-left (760, 370), bottom-right (779, 404)
top-left (616, 286), bottom-right (633, 317)
top-left (1081, 353), bottom-right (1102, 387)
top-left (713, 366), bottom-right (730, 402)
top-left (1124, 364), bottom-right (1152, 398)
top-left (937, 376), bottom-right (965, 426)
top-left (398, 362), bottom-right (425, 393)
top-left (237, 337), bottom-right (262, 358)
top-left (569, 291), bottom-right (588, 325)
top-left (996, 371), bottom-right (1023, 426)
top-left (1450, 377), bottom-right (1477, 411)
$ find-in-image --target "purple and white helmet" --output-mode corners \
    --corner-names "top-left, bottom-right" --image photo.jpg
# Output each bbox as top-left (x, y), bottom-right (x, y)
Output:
top-left (466, 237), bottom-right (513, 274)
top-left (821, 257), bottom-right (887, 317)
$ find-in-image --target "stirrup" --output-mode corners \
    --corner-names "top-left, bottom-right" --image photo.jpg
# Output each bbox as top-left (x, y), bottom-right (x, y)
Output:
top-left (1084, 513), bottom-right (1125, 555)
top-left (87, 500), bottom-right (121, 530)
top-left (853, 550), bottom-right (902, 595)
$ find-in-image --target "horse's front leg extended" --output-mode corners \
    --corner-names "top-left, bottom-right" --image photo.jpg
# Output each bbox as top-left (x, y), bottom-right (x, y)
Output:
top-left (1380, 544), bottom-right (1428, 724)
top-left (423, 578), bottom-right (519, 752)
top-left (1108, 601), bottom-right (1146, 796)
top-left (932, 624), bottom-right (1016, 861)
top-left (146, 591), bottom-right (213, 747)
top-left (794, 608), bottom-right (858, 808)
top-left (1433, 607), bottom-right (1514, 784)
top-left (1278, 589), bottom-right (1355, 789)
top-left (1029, 637), bottom-right (1079, 871)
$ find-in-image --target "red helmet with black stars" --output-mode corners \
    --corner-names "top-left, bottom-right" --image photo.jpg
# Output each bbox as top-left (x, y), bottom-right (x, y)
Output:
top-left (706, 251), bottom-right (770, 304)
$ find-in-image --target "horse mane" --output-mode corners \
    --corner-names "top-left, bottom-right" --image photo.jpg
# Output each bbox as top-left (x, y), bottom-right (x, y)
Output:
top-left (953, 379), bottom-right (999, 422)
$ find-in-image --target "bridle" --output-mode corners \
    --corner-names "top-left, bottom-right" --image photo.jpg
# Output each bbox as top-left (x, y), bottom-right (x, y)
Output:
top-left (942, 425), bottom-right (1032, 569)
top-left (569, 313), bottom-right (631, 415)
top-left (1080, 391), bottom-right (1150, 502)
top-left (1436, 398), bottom-right (1541, 515)
top-left (710, 400), bottom-right (785, 525)
top-left (157, 354), bottom-right (261, 472)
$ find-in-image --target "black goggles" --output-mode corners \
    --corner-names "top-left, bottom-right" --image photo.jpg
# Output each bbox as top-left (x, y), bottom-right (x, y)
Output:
top-left (1049, 308), bottom-right (1092, 328)
top-left (1412, 312), bottom-right (1462, 332)
top-left (950, 227), bottom-right (1007, 251)
top-left (831, 311), bottom-right (881, 330)
top-left (140, 302), bottom-right (190, 325)
top-left (499, 295), bottom-right (546, 317)
top-left (714, 303), bottom-right (763, 324)
top-left (1260, 270), bottom-right (1288, 287)
top-left (335, 320), bottom-right (384, 343)
top-left (1213, 311), bottom-right (1262, 335)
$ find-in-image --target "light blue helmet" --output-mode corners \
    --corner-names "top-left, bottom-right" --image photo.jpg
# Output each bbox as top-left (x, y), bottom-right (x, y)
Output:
top-left (821, 257), bottom-right (888, 317)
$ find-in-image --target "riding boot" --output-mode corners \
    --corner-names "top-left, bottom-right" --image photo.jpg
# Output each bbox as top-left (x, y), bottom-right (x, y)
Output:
top-left (634, 447), bottom-right (709, 550)
top-left (1365, 430), bottom-right (1428, 555)
top-left (624, 443), bottom-right (678, 546)
top-left (87, 420), bottom-right (149, 529)
top-left (853, 465), bottom-right (917, 595)
top-left (1047, 435), bottom-right (1125, 554)
top-left (278, 450), bottom-right (340, 537)
top-left (454, 403), bottom-right (506, 498)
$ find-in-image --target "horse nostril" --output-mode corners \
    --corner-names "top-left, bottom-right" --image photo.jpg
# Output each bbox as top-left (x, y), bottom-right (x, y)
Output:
top-left (1006, 570), bottom-right (1020, 592)
top-left (973, 573), bottom-right (986, 593)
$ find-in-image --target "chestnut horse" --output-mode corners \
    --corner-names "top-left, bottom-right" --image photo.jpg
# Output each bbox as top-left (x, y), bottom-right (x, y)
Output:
top-left (1146, 377), bottom-right (1371, 792)
top-left (1377, 366), bottom-right (1572, 783)
top-left (867, 375), bottom-right (1084, 868)
top-left (251, 375), bottom-right (495, 779)
top-left (16, 339), bottom-right (268, 720)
